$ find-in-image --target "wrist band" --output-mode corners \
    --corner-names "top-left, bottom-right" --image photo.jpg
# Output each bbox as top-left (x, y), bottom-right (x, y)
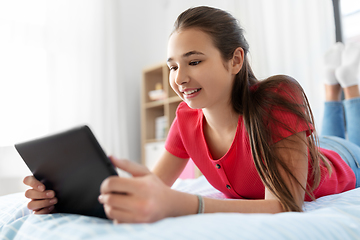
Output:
top-left (196, 195), bottom-right (205, 214)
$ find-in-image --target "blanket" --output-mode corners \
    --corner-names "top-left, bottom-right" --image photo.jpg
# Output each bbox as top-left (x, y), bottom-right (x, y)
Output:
top-left (1, 176), bottom-right (360, 240)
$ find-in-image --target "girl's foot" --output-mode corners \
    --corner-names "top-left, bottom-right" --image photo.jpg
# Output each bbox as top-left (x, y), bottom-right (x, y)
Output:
top-left (324, 42), bottom-right (344, 85)
top-left (343, 85), bottom-right (360, 100)
top-left (335, 42), bottom-right (360, 88)
top-left (325, 84), bottom-right (342, 101)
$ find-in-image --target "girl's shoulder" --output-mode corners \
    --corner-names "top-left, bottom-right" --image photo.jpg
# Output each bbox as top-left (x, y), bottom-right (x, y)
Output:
top-left (252, 75), bottom-right (299, 91)
top-left (252, 75), bottom-right (303, 103)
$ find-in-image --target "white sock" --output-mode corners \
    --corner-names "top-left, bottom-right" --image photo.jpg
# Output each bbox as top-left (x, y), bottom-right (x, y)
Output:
top-left (335, 42), bottom-right (360, 88)
top-left (323, 42), bottom-right (344, 85)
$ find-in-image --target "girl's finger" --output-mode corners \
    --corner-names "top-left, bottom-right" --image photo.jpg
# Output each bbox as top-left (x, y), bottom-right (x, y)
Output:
top-left (27, 198), bottom-right (57, 211)
top-left (100, 175), bottom-right (150, 195)
top-left (103, 204), bottom-right (148, 223)
top-left (34, 205), bottom-right (55, 215)
top-left (109, 157), bottom-right (150, 177)
top-left (99, 192), bottom-right (137, 212)
top-left (23, 175), bottom-right (45, 191)
top-left (25, 189), bottom-right (55, 200)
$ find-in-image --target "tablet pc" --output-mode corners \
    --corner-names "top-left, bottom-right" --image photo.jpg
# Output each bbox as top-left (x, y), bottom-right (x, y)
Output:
top-left (15, 125), bottom-right (118, 219)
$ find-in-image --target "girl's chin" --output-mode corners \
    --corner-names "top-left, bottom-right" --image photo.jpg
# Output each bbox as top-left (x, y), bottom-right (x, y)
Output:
top-left (184, 100), bottom-right (203, 109)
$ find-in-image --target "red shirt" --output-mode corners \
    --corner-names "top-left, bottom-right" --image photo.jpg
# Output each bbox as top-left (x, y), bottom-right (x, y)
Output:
top-left (165, 102), bottom-right (356, 200)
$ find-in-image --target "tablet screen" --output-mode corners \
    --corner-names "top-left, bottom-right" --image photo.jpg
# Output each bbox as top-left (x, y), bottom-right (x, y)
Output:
top-left (15, 125), bottom-right (118, 219)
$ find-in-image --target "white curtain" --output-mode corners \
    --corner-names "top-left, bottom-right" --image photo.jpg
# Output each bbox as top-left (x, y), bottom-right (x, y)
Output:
top-left (232, 0), bottom-right (335, 131)
top-left (44, 0), bottom-right (128, 158)
top-left (0, 0), bottom-right (49, 145)
top-left (0, 0), bottom-right (128, 158)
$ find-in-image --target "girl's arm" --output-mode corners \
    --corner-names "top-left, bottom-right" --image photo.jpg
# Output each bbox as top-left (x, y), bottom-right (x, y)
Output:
top-left (267, 130), bottom-right (308, 210)
top-left (152, 150), bottom-right (190, 187)
top-left (200, 131), bottom-right (308, 214)
top-left (99, 131), bottom-right (308, 223)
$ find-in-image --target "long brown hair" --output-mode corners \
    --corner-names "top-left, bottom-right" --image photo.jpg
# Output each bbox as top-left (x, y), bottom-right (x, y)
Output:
top-left (172, 6), bottom-right (331, 212)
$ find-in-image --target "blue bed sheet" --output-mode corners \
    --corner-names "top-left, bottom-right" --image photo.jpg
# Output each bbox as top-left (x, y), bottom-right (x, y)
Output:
top-left (1, 177), bottom-right (360, 240)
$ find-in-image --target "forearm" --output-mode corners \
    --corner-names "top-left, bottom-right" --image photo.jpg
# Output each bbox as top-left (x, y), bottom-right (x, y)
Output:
top-left (167, 188), bottom-right (285, 217)
top-left (203, 197), bottom-right (284, 214)
top-left (152, 150), bottom-right (189, 187)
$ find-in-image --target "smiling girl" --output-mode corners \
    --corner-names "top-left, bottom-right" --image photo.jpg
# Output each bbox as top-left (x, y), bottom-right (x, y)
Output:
top-left (23, 6), bottom-right (360, 223)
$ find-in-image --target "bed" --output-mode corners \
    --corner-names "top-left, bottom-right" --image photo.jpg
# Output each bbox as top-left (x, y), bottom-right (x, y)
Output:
top-left (1, 176), bottom-right (360, 240)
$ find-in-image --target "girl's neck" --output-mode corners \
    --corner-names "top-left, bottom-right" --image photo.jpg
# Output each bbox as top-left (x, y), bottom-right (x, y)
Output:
top-left (202, 104), bottom-right (239, 160)
top-left (202, 105), bottom-right (239, 134)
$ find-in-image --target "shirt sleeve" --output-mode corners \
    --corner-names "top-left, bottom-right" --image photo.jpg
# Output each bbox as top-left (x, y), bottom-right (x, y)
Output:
top-left (267, 82), bottom-right (314, 144)
top-left (269, 107), bottom-right (314, 144)
top-left (165, 116), bottom-right (190, 159)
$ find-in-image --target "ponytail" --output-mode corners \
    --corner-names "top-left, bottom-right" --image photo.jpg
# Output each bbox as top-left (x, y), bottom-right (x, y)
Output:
top-left (239, 74), bottom-right (330, 212)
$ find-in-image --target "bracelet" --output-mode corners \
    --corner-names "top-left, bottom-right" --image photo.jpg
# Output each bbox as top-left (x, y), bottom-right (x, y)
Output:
top-left (196, 195), bottom-right (205, 214)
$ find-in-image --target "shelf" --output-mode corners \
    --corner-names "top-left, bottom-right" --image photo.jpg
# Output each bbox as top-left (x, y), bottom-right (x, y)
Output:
top-left (141, 63), bottom-right (173, 164)
top-left (145, 100), bottom-right (165, 109)
top-left (142, 62), bottom-right (165, 73)
top-left (145, 138), bottom-right (166, 144)
top-left (168, 95), bottom-right (182, 104)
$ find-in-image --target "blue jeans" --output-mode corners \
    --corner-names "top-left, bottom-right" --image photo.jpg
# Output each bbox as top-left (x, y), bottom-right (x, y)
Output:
top-left (320, 97), bottom-right (360, 188)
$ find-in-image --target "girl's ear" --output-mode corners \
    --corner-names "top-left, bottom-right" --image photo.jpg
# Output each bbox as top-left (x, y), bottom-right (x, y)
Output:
top-left (231, 47), bottom-right (244, 75)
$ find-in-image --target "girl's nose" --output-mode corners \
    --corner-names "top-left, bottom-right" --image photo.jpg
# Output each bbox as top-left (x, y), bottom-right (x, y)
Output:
top-left (174, 68), bottom-right (189, 86)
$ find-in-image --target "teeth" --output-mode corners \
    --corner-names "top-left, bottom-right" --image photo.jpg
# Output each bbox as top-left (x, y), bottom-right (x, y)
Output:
top-left (184, 89), bottom-right (200, 95)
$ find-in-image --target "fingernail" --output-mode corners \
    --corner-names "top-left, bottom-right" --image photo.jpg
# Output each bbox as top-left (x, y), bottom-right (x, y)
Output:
top-left (98, 195), bottom-right (103, 203)
top-left (49, 198), bottom-right (57, 204)
top-left (48, 206), bottom-right (54, 212)
top-left (38, 185), bottom-right (45, 191)
top-left (46, 191), bottom-right (54, 197)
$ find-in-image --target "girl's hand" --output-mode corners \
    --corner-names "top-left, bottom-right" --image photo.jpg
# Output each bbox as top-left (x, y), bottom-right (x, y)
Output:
top-left (99, 157), bottom-right (173, 223)
top-left (23, 176), bottom-right (57, 214)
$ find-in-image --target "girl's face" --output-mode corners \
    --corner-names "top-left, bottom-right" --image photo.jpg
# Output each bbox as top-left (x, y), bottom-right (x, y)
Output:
top-left (167, 28), bottom-right (237, 110)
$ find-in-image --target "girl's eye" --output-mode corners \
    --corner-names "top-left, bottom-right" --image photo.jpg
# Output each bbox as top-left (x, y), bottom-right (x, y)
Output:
top-left (169, 66), bottom-right (178, 71)
top-left (189, 61), bottom-right (201, 66)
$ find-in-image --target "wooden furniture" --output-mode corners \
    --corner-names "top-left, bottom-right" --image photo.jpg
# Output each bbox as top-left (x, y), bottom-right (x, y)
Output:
top-left (141, 62), bottom-right (182, 168)
top-left (141, 62), bottom-right (202, 178)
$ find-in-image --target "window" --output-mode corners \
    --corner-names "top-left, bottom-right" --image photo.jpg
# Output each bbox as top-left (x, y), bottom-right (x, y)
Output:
top-left (340, 0), bottom-right (360, 43)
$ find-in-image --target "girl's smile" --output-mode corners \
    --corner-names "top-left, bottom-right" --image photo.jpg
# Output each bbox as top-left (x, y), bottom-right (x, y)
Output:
top-left (180, 88), bottom-right (202, 98)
